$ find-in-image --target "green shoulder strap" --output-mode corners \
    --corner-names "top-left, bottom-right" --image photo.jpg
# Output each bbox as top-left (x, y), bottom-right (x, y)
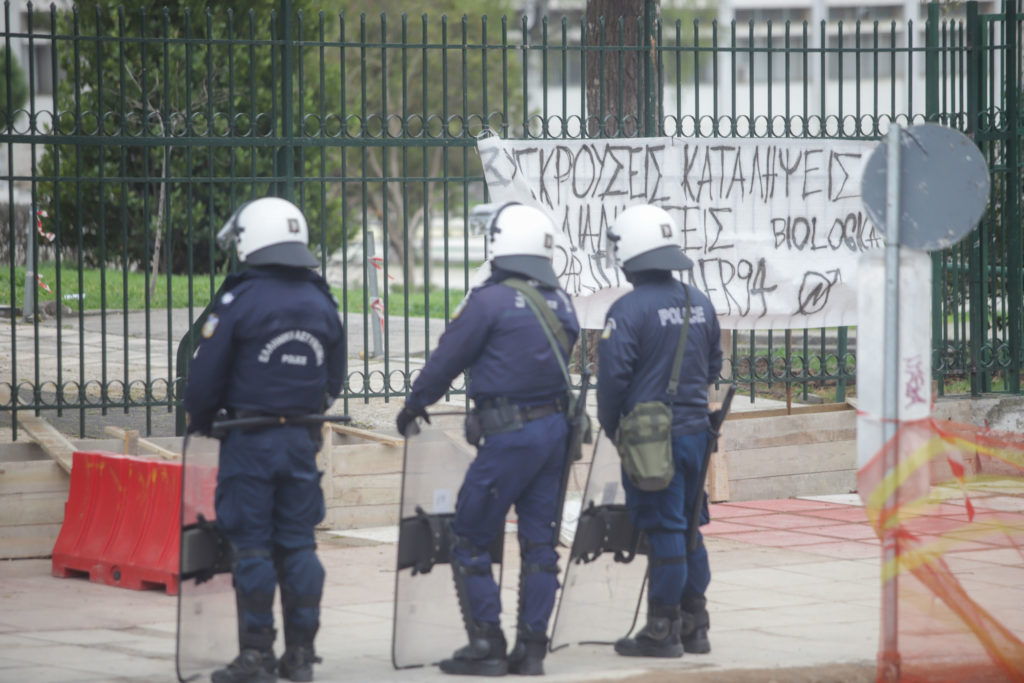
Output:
top-left (504, 277), bottom-right (572, 386)
top-left (666, 285), bottom-right (692, 396)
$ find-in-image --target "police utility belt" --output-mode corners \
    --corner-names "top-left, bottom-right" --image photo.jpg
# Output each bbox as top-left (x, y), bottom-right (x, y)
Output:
top-left (465, 396), bottom-right (566, 446)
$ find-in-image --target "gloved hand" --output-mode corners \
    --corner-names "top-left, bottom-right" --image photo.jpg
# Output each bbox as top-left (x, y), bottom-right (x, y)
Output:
top-left (396, 404), bottom-right (430, 437)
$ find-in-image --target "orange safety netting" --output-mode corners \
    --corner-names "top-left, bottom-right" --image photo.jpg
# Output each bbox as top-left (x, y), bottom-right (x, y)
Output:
top-left (857, 417), bottom-right (1024, 683)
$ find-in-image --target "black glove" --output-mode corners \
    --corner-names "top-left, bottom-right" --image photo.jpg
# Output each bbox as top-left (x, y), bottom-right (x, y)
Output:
top-left (396, 404), bottom-right (430, 437)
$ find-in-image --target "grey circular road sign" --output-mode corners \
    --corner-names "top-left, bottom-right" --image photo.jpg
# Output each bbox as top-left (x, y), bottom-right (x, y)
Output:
top-left (860, 123), bottom-right (990, 251)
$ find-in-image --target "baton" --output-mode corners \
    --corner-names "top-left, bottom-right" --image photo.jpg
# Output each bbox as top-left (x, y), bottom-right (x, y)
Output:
top-left (552, 365), bottom-right (593, 546)
top-left (210, 413), bottom-right (352, 437)
top-left (687, 384), bottom-right (736, 552)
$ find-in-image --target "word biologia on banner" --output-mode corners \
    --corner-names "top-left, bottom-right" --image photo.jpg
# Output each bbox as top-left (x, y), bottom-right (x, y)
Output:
top-left (476, 135), bottom-right (882, 330)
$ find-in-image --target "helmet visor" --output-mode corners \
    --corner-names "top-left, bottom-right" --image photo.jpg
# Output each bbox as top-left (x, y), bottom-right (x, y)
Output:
top-left (246, 242), bottom-right (319, 268)
top-left (492, 254), bottom-right (559, 289)
top-left (622, 244), bottom-right (694, 272)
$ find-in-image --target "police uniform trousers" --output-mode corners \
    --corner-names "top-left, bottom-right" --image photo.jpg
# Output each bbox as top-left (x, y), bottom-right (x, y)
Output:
top-left (621, 431), bottom-right (712, 607)
top-left (451, 412), bottom-right (569, 633)
top-left (215, 425), bottom-right (326, 650)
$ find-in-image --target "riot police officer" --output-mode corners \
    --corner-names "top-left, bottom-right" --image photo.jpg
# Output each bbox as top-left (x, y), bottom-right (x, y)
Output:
top-left (597, 204), bottom-right (722, 658)
top-left (184, 197), bottom-right (346, 683)
top-left (396, 202), bottom-right (580, 677)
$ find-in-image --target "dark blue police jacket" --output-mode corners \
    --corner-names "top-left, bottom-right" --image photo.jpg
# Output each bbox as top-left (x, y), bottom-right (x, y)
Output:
top-left (405, 273), bottom-right (580, 413)
top-left (184, 266), bottom-right (347, 435)
top-left (597, 272), bottom-right (722, 438)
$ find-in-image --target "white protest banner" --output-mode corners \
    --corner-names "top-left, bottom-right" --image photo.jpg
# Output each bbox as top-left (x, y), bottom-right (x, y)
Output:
top-left (476, 135), bottom-right (882, 330)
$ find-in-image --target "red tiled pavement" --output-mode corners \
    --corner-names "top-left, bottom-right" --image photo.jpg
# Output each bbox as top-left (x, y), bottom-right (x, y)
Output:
top-left (801, 506), bottom-right (872, 523)
top-left (705, 500), bottom-right (878, 557)
top-left (716, 528), bottom-right (838, 547)
top-left (796, 540), bottom-right (882, 559)
top-left (733, 512), bottom-right (847, 530)
top-left (798, 523), bottom-right (881, 541)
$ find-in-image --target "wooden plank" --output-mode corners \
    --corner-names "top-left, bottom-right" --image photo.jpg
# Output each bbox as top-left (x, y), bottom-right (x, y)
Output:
top-left (335, 485), bottom-right (401, 507)
top-left (102, 426), bottom-right (180, 460)
top-left (727, 470), bottom-right (859, 502)
top-left (317, 423), bottom-right (335, 502)
top-left (331, 473), bottom-right (402, 500)
top-left (726, 440), bottom-right (858, 480)
top-left (328, 422), bottom-right (404, 447)
top-left (0, 523), bottom-right (63, 560)
top-left (331, 443), bottom-right (403, 476)
top-left (17, 416), bottom-right (75, 474)
top-left (0, 490), bottom-right (66, 526)
top-left (0, 460), bottom-right (68, 494)
top-left (727, 402), bottom-right (853, 421)
top-left (707, 433), bottom-right (730, 503)
top-left (324, 504), bottom-right (399, 531)
top-left (723, 411), bottom-right (856, 451)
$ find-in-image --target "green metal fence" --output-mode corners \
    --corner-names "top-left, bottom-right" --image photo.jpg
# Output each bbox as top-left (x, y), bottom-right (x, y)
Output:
top-left (1, 1), bottom-right (1022, 438)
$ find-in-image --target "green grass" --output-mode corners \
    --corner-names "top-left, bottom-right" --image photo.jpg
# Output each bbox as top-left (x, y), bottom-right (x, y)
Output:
top-left (1, 262), bottom-right (464, 318)
top-left (340, 285), bottom-right (467, 319)
top-left (1, 263), bottom-right (226, 311)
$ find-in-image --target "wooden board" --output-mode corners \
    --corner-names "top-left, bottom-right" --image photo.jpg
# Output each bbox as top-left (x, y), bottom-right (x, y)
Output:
top-left (0, 459), bottom-right (67, 494)
top-left (328, 422), bottom-right (404, 447)
top-left (102, 426), bottom-right (180, 460)
top-left (16, 416), bottom-right (75, 474)
top-left (0, 523), bottom-right (63, 560)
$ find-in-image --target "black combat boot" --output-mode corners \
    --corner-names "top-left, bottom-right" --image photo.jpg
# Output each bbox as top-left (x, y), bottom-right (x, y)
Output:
top-left (680, 594), bottom-right (711, 654)
top-left (277, 646), bottom-right (321, 682)
top-left (211, 649), bottom-right (277, 683)
top-left (213, 626), bottom-right (276, 683)
top-left (507, 627), bottom-right (548, 676)
top-left (439, 622), bottom-right (509, 676)
top-left (613, 603), bottom-right (684, 658)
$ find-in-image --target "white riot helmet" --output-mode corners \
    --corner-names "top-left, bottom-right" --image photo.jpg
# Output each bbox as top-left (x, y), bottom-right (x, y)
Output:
top-left (470, 201), bottom-right (559, 288)
top-left (215, 197), bottom-right (318, 268)
top-left (606, 204), bottom-right (693, 273)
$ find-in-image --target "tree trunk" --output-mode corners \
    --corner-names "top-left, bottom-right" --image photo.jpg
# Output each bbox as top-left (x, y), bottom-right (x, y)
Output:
top-left (584, 0), bottom-right (655, 139)
top-left (580, 0), bottom-right (658, 370)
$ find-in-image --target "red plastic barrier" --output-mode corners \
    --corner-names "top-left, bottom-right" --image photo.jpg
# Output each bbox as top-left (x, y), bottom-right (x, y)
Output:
top-left (52, 451), bottom-right (183, 595)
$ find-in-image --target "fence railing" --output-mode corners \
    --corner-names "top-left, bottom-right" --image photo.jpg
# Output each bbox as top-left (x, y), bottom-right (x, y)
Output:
top-left (1, 1), bottom-right (1021, 438)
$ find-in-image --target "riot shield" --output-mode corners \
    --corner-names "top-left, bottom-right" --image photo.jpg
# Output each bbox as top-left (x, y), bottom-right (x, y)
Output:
top-left (175, 433), bottom-right (240, 683)
top-left (175, 415), bottom-right (351, 682)
top-left (392, 413), bottom-right (505, 669)
top-left (549, 429), bottom-right (648, 650)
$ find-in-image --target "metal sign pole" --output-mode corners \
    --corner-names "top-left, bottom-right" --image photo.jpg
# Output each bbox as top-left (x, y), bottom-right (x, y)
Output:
top-left (880, 123), bottom-right (902, 682)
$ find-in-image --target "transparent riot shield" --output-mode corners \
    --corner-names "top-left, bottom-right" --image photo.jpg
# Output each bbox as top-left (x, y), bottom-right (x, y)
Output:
top-left (175, 433), bottom-right (238, 683)
top-left (391, 413), bottom-right (505, 669)
top-left (549, 429), bottom-right (648, 650)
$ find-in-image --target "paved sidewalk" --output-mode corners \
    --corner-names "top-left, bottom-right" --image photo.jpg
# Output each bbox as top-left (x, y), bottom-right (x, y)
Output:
top-left (0, 495), bottom-right (883, 683)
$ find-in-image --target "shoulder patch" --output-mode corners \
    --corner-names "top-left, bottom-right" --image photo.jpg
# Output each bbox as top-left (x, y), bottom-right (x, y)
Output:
top-left (601, 317), bottom-right (617, 340)
top-left (201, 314), bottom-right (220, 338)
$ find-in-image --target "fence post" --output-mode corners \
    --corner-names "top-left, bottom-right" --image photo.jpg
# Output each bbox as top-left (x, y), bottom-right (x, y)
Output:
top-left (965, 1), bottom-right (987, 395)
top-left (926, 2), bottom-right (944, 395)
top-left (276, 0), bottom-right (295, 201)
top-left (1003, 0), bottom-right (1021, 394)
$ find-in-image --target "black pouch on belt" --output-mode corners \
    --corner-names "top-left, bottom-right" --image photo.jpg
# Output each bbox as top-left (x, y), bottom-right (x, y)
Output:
top-left (464, 411), bottom-right (484, 447)
top-left (475, 397), bottom-right (524, 440)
